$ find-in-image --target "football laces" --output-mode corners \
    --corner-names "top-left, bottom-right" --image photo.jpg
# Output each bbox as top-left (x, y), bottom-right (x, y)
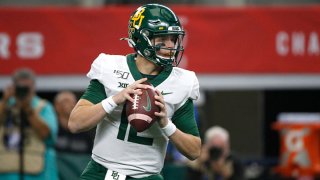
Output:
top-left (132, 94), bottom-right (140, 110)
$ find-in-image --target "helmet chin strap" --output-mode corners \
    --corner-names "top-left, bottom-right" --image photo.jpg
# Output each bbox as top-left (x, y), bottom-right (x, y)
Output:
top-left (120, 37), bottom-right (136, 48)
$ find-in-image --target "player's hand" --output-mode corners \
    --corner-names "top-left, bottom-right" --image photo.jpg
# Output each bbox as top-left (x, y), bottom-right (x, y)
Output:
top-left (112, 78), bottom-right (151, 105)
top-left (3, 84), bottom-right (15, 102)
top-left (211, 157), bottom-right (233, 178)
top-left (20, 95), bottom-right (33, 111)
top-left (154, 89), bottom-right (168, 128)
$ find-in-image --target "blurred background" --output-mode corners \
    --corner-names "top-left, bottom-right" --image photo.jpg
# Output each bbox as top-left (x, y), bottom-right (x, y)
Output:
top-left (0, 0), bottom-right (320, 179)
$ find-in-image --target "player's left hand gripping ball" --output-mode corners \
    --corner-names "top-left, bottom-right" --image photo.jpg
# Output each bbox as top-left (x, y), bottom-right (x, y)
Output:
top-left (126, 82), bottom-right (160, 132)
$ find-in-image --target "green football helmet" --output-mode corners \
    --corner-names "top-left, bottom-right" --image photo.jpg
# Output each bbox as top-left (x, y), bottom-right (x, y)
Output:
top-left (127, 4), bottom-right (185, 67)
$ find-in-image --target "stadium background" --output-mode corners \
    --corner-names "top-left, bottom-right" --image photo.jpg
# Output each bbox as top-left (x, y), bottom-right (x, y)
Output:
top-left (0, 0), bottom-right (320, 179)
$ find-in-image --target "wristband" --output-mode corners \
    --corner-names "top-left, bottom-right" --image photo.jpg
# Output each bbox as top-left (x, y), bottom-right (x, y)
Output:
top-left (161, 119), bottom-right (177, 137)
top-left (101, 96), bottom-right (117, 114)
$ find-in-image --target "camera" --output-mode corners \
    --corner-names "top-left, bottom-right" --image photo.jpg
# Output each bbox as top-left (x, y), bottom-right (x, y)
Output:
top-left (209, 146), bottom-right (223, 161)
top-left (15, 85), bottom-right (30, 100)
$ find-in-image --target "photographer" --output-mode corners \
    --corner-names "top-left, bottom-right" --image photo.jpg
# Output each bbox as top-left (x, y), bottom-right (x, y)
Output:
top-left (206, 126), bottom-right (245, 180)
top-left (0, 68), bottom-right (58, 180)
top-left (187, 126), bottom-right (245, 180)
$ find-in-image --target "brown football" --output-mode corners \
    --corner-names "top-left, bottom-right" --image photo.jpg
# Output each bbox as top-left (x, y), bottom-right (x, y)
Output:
top-left (126, 82), bottom-right (160, 132)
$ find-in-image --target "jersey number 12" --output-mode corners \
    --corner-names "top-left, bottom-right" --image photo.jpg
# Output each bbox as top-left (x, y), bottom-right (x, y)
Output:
top-left (117, 107), bottom-right (153, 146)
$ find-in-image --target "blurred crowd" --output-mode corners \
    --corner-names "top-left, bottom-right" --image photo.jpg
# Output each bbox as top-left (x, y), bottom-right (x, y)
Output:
top-left (1, 68), bottom-right (319, 180)
top-left (0, 68), bottom-right (95, 180)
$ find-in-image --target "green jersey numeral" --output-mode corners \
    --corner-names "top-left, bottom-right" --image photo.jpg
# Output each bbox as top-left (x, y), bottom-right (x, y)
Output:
top-left (117, 105), bottom-right (153, 146)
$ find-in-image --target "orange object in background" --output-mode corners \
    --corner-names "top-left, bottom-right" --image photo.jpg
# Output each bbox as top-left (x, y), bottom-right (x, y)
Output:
top-left (272, 113), bottom-right (320, 178)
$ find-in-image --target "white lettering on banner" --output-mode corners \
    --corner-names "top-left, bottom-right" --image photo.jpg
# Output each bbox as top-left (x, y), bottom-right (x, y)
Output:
top-left (0, 33), bottom-right (10, 59)
top-left (0, 32), bottom-right (44, 60)
top-left (276, 31), bottom-right (289, 56)
top-left (292, 32), bottom-right (305, 56)
top-left (276, 31), bottom-right (320, 57)
top-left (308, 32), bottom-right (320, 56)
top-left (17, 32), bottom-right (44, 59)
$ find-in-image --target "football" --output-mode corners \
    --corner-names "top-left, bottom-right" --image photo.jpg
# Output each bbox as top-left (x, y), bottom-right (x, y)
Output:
top-left (126, 82), bottom-right (160, 132)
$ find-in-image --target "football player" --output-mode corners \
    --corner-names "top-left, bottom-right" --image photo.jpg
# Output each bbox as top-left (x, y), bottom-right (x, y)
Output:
top-left (68, 4), bottom-right (201, 180)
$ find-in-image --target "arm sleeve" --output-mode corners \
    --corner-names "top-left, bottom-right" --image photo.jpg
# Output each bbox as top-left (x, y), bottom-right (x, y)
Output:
top-left (172, 99), bottom-right (200, 137)
top-left (81, 79), bottom-right (107, 104)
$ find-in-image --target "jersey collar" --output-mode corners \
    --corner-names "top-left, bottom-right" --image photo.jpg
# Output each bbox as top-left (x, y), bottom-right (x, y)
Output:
top-left (126, 54), bottom-right (172, 87)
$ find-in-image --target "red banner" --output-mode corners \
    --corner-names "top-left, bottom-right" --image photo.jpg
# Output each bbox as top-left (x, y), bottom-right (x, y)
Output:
top-left (0, 6), bottom-right (320, 75)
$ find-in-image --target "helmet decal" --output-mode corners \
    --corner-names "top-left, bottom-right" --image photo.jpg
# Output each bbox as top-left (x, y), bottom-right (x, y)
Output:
top-left (131, 7), bottom-right (145, 29)
top-left (128, 7), bottom-right (145, 39)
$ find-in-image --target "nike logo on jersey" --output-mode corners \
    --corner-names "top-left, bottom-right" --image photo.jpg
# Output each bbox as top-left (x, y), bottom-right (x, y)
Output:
top-left (161, 91), bottom-right (173, 96)
top-left (143, 91), bottom-right (151, 112)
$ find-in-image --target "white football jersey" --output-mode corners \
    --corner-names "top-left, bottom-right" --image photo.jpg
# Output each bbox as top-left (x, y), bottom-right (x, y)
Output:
top-left (87, 53), bottom-right (199, 178)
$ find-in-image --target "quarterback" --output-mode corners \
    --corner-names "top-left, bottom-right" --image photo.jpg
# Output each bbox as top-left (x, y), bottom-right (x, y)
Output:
top-left (68, 4), bottom-right (201, 180)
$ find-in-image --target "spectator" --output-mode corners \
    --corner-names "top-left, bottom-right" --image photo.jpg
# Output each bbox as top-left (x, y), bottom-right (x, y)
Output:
top-left (54, 91), bottom-right (94, 180)
top-left (54, 91), bottom-right (94, 154)
top-left (188, 126), bottom-right (245, 180)
top-left (0, 68), bottom-right (58, 180)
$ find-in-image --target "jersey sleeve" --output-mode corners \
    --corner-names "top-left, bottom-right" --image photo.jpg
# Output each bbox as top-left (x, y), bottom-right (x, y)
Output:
top-left (87, 53), bottom-right (106, 80)
top-left (172, 99), bottom-right (200, 137)
top-left (81, 79), bottom-right (107, 104)
top-left (189, 72), bottom-right (200, 101)
top-left (82, 53), bottom-right (108, 104)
